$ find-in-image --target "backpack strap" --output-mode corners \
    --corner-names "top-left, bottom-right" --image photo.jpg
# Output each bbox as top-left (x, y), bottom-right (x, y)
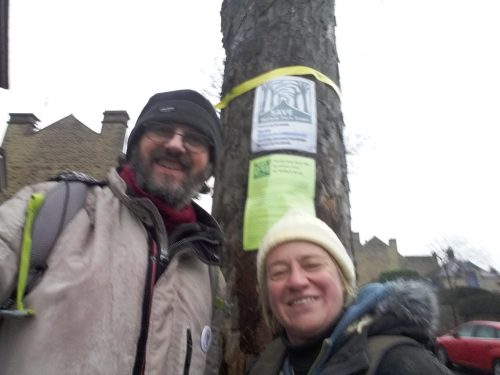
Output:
top-left (209, 265), bottom-right (217, 314)
top-left (365, 335), bottom-right (420, 375)
top-left (209, 265), bottom-right (230, 315)
top-left (0, 181), bottom-right (89, 318)
top-left (30, 181), bottom-right (88, 274)
top-left (0, 192), bottom-right (46, 317)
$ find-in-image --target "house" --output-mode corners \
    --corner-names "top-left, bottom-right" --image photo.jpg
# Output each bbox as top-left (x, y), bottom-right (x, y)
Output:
top-left (431, 248), bottom-right (500, 293)
top-left (0, 111), bottom-right (128, 202)
top-left (352, 232), bottom-right (439, 286)
top-left (352, 234), bottom-right (500, 293)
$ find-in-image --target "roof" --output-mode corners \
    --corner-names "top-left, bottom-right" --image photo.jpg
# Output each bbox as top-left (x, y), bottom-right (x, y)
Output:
top-left (462, 320), bottom-right (500, 329)
top-left (364, 236), bottom-right (388, 247)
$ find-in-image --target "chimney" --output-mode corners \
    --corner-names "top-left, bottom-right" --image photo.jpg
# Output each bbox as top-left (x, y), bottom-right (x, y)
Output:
top-left (446, 247), bottom-right (455, 261)
top-left (352, 232), bottom-right (360, 245)
top-left (388, 238), bottom-right (398, 251)
top-left (102, 110), bottom-right (129, 127)
top-left (8, 113), bottom-right (40, 128)
top-left (100, 111), bottom-right (129, 155)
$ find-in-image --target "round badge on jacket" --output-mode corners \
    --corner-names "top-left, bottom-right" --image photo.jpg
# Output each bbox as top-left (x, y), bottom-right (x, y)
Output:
top-left (201, 326), bottom-right (212, 353)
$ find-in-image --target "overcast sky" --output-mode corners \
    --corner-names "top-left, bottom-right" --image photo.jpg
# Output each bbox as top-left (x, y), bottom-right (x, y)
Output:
top-left (1, 0), bottom-right (499, 271)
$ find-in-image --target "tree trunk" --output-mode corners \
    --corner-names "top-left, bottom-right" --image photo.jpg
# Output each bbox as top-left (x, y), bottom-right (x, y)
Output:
top-left (214, 1), bottom-right (351, 373)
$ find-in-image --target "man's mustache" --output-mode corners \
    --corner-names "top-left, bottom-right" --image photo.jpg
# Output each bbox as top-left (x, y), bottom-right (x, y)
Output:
top-left (150, 148), bottom-right (191, 170)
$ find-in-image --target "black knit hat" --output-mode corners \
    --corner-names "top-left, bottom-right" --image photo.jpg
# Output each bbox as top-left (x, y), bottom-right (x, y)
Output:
top-left (126, 89), bottom-right (222, 166)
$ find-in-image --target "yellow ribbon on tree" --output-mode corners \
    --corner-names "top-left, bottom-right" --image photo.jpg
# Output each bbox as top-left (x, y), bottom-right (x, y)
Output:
top-left (215, 65), bottom-right (341, 110)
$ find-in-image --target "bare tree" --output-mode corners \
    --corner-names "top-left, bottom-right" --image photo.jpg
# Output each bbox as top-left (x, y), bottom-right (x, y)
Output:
top-left (429, 236), bottom-right (490, 327)
top-left (430, 236), bottom-right (490, 272)
top-left (430, 247), bottom-right (459, 326)
top-left (214, 1), bottom-right (351, 373)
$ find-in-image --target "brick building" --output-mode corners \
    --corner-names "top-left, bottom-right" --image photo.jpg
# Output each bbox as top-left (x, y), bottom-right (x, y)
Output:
top-left (351, 234), bottom-right (420, 286)
top-left (352, 233), bottom-right (500, 293)
top-left (0, 111), bottom-right (128, 202)
top-left (431, 248), bottom-right (500, 293)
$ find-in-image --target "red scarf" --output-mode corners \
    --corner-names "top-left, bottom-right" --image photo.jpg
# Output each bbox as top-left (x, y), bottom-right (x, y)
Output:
top-left (119, 164), bottom-right (196, 233)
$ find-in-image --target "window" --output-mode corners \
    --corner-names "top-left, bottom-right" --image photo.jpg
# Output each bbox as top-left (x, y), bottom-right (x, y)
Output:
top-left (456, 324), bottom-right (474, 337)
top-left (474, 325), bottom-right (496, 339)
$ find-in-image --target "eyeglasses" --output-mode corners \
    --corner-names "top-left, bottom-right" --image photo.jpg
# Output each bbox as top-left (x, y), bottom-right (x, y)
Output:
top-left (144, 122), bottom-right (211, 153)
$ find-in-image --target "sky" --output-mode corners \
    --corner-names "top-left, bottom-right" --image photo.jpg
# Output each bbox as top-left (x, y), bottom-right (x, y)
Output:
top-left (1, 0), bottom-right (499, 271)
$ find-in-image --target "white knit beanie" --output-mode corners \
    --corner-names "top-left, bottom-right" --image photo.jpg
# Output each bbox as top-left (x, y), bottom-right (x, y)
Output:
top-left (257, 209), bottom-right (356, 327)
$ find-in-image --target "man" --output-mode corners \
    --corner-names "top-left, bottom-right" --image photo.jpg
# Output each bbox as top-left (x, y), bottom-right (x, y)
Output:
top-left (0, 89), bottom-right (225, 374)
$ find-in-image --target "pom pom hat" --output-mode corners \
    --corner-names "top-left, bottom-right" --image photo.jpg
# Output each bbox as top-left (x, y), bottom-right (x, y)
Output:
top-left (257, 209), bottom-right (356, 327)
top-left (126, 89), bottom-right (222, 166)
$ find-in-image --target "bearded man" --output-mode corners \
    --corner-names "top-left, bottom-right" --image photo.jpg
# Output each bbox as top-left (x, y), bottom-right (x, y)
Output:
top-left (0, 90), bottom-right (225, 375)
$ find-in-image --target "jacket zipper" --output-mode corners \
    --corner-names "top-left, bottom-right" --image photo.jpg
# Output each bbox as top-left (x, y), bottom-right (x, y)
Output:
top-left (132, 233), bottom-right (159, 375)
top-left (183, 328), bottom-right (193, 375)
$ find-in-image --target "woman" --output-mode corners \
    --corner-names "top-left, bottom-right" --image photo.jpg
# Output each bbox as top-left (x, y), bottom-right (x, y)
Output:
top-left (249, 209), bottom-right (451, 375)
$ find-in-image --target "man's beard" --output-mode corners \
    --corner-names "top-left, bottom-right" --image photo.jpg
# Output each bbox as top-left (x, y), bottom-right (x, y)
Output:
top-left (130, 146), bottom-right (212, 208)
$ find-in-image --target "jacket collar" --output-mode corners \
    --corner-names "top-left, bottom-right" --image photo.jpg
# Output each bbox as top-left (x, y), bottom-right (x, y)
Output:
top-left (107, 168), bottom-right (223, 266)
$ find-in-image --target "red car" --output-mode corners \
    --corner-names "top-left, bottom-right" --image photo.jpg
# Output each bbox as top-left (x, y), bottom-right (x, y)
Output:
top-left (436, 320), bottom-right (500, 374)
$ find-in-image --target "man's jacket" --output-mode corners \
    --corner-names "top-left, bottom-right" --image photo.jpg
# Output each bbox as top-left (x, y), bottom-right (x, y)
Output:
top-left (0, 168), bottom-right (225, 375)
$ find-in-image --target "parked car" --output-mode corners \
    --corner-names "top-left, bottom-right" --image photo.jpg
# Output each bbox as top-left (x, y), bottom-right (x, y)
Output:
top-left (436, 320), bottom-right (500, 374)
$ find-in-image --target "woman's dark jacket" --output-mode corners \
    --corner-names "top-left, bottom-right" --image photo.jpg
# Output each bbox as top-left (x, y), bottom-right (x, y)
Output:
top-left (248, 280), bottom-right (452, 375)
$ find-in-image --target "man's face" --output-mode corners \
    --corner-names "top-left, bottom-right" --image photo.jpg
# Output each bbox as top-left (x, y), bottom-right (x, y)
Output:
top-left (130, 122), bottom-right (212, 207)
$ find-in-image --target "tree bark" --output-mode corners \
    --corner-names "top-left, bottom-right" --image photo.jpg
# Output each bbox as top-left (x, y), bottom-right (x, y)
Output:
top-left (214, 1), bottom-right (351, 373)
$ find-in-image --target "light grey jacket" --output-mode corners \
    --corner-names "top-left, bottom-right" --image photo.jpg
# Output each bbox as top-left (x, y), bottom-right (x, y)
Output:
top-left (0, 168), bottom-right (225, 375)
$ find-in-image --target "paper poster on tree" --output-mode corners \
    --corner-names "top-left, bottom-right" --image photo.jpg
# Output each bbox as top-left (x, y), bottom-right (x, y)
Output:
top-left (243, 154), bottom-right (316, 250)
top-left (251, 76), bottom-right (317, 154)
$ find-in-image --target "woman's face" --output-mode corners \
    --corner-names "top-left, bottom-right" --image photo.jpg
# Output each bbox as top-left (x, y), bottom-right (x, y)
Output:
top-left (265, 241), bottom-right (345, 345)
